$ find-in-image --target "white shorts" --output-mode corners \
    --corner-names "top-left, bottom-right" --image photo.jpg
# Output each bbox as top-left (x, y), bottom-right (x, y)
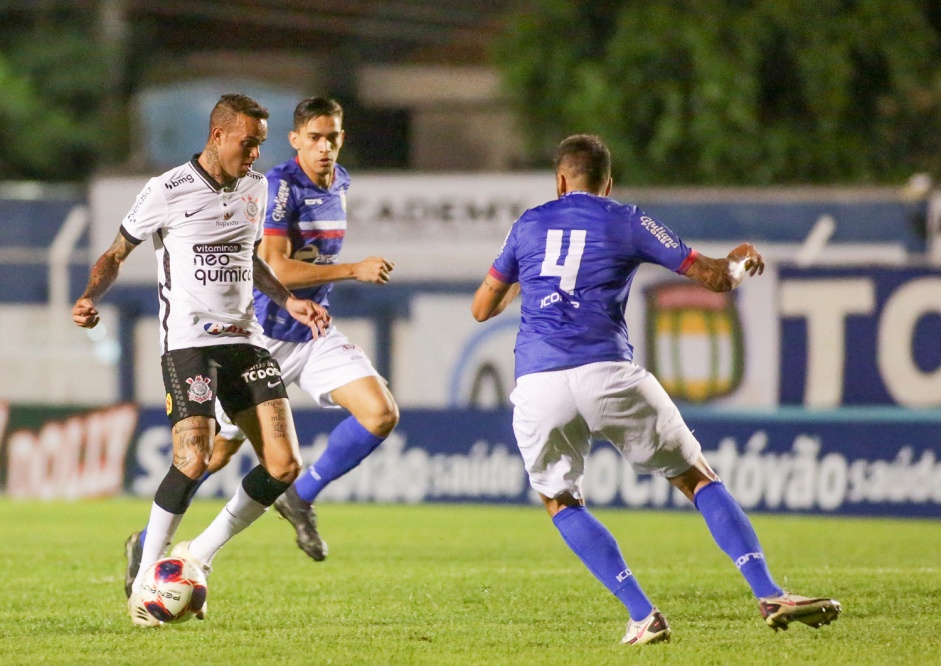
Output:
top-left (214, 326), bottom-right (382, 440)
top-left (510, 360), bottom-right (701, 500)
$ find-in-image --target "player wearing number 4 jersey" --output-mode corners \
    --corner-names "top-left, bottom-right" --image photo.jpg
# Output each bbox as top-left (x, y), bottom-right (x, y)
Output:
top-left (472, 134), bottom-right (841, 645)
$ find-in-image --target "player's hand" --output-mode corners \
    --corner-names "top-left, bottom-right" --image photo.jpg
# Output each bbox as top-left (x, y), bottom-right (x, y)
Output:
top-left (353, 256), bottom-right (394, 284)
top-left (728, 243), bottom-right (764, 277)
top-left (72, 297), bottom-right (100, 328)
top-left (286, 296), bottom-right (332, 338)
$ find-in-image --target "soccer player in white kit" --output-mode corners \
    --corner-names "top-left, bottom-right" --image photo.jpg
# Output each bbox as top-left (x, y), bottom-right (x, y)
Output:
top-left (471, 134), bottom-right (841, 645)
top-left (124, 97), bottom-right (398, 569)
top-left (72, 94), bottom-right (330, 627)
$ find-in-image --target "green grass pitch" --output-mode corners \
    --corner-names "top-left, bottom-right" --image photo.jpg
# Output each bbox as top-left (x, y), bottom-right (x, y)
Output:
top-left (0, 499), bottom-right (938, 665)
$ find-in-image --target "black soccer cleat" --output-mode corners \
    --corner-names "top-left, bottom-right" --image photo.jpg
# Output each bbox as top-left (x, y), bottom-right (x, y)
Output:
top-left (274, 486), bottom-right (328, 561)
top-left (124, 531), bottom-right (143, 599)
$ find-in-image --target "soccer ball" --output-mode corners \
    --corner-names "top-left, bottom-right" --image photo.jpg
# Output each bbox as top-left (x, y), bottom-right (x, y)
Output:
top-left (138, 557), bottom-right (208, 623)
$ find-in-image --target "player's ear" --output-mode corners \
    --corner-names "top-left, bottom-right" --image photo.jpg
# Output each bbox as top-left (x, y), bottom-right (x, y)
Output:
top-left (288, 131), bottom-right (300, 150)
top-left (603, 176), bottom-right (613, 197)
top-left (556, 171), bottom-right (567, 198)
top-left (210, 125), bottom-right (225, 145)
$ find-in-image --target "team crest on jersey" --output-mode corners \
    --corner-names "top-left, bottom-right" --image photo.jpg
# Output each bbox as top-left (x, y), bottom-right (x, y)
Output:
top-left (185, 375), bottom-right (213, 404)
top-left (242, 195), bottom-right (261, 224)
top-left (645, 283), bottom-right (744, 402)
top-left (165, 393), bottom-right (172, 415)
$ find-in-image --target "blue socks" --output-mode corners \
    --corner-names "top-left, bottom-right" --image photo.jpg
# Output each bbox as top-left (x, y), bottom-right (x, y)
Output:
top-left (695, 482), bottom-right (783, 599)
top-left (293, 416), bottom-right (385, 503)
top-left (552, 506), bottom-right (654, 621)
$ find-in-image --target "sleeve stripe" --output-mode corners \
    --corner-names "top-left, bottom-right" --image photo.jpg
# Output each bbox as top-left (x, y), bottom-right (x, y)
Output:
top-left (298, 220), bottom-right (346, 231)
top-left (264, 228), bottom-right (288, 236)
top-left (488, 266), bottom-right (513, 283)
top-left (676, 249), bottom-right (698, 275)
top-left (119, 225), bottom-right (144, 245)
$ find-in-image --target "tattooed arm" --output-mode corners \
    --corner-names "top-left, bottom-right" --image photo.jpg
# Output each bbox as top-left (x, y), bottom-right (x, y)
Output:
top-left (72, 231), bottom-right (138, 328)
top-left (252, 251), bottom-right (295, 309)
top-left (472, 273), bottom-right (521, 322)
top-left (252, 250), bottom-right (331, 337)
top-left (684, 243), bottom-right (765, 293)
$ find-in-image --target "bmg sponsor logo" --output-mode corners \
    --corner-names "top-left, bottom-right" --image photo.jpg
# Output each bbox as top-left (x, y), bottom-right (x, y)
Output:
top-left (165, 173), bottom-right (194, 190)
top-left (192, 243), bottom-right (250, 285)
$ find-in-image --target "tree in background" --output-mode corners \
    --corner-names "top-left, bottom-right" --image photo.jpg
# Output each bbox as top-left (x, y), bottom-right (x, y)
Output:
top-left (494, 0), bottom-right (941, 184)
top-left (0, 12), bottom-right (111, 181)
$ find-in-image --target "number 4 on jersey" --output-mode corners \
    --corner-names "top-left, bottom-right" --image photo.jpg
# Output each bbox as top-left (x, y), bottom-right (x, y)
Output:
top-left (540, 229), bottom-right (586, 293)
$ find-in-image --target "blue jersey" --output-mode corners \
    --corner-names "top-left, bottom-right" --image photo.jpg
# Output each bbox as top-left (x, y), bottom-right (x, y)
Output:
top-left (490, 192), bottom-right (696, 378)
top-left (253, 159), bottom-right (351, 342)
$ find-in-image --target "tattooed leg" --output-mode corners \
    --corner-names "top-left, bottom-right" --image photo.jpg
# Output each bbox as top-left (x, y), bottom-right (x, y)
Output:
top-left (171, 415), bottom-right (214, 479)
top-left (234, 398), bottom-right (302, 484)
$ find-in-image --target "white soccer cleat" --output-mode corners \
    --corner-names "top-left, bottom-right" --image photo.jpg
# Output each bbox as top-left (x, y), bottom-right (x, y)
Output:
top-left (759, 592), bottom-right (842, 631)
top-left (127, 587), bottom-right (162, 628)
top-left (620, 608), bottom-right (671, 646)
top-left (169, 540), bottom-right (211, 620)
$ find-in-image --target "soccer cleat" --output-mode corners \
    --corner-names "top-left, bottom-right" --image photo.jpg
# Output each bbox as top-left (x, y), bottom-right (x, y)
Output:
top-left (169, 540), bottom-right (211, 620)
top-left (127, 588), bottom-right (161, 628)
top-left (759, 592), bottom-right (842, 631)
top-left (620, 608), bottom-right (671, 646)
top-left (124, 531), bottom-right (143, 599)
top-left (274, 486), bottom-right (328, 561)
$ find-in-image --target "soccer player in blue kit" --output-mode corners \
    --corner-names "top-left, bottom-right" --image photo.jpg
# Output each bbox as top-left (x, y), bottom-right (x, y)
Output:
top-left (471, 134), bottom-right (841, 646)
top-left (125, 97), bottom-right (398, 584)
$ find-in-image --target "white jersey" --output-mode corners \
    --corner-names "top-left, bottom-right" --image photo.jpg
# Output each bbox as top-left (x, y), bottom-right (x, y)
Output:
top-left (120, 157), bottom-right (268, 352)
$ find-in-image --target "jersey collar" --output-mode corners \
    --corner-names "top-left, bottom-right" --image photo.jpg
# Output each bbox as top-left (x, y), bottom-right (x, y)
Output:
top-left (190, 154), bottom-right (240, 193)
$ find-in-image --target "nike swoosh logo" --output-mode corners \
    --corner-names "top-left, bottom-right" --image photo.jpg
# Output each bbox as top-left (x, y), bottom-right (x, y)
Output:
top-left (267, 380), bottom-right (281, 388)
top-left (184, 206), bottom-right (207, 218)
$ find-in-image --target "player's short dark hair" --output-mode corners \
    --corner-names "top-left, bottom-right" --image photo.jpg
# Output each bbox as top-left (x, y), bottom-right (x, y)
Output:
top-left (554, 134), bottom-right (611, 192)
top-left (209, 93), bottom-right (269, 130)
top-left (293, 97), bottom-right (344, 130)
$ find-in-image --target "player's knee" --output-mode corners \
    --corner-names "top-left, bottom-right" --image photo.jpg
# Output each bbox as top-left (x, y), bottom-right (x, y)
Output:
top-left (174, 454), bottom-right (210, 480)
top-left (360, 401), bottom-right (400, 437)
top-left (264, 454), bottom-right (302, 484)
top-left (374, 406), bottom-right (400, 437)
top-left (206, 454), bottom-right (230, 475)
top-left (206, 435), bottom-right (240, 474)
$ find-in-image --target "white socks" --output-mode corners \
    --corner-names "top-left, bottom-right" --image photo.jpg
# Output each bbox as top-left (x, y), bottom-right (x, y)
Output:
top-left (188, 483), bottom-right (268, 567)
top-left (133, 504), bottom-right (184, 590)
